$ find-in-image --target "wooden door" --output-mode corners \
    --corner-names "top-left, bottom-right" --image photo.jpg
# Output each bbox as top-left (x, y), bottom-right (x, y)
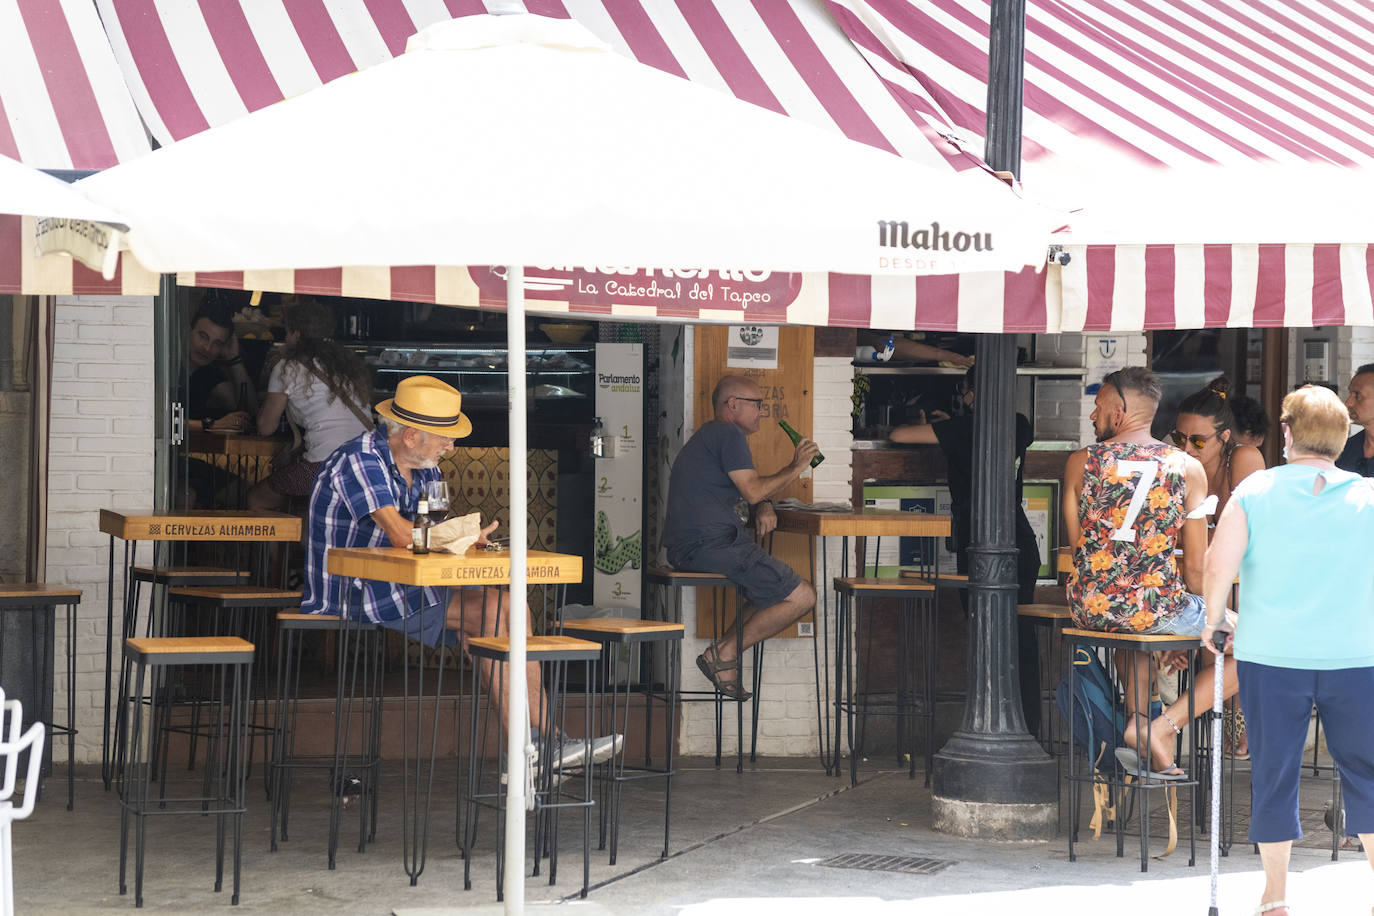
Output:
top-left (692, 326), bottom-right (814, 639)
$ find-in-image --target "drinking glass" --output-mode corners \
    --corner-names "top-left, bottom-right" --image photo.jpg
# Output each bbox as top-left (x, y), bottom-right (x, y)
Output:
top-left (425, 478), bottom-right (452, 520)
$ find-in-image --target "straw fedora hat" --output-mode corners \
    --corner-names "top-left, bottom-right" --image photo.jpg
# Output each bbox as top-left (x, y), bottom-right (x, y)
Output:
top-left (375, 375), bottom-right (472, 438)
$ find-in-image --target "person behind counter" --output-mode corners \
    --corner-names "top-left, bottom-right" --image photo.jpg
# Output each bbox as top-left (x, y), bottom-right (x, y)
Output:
top-left (248, 302), bottom-right (373, 511)
top-left (857, 330), bottom-right (973, 367)
top-left (301, 375), bottom-right (618, 767)
top-left (887, 366), bottom-right (1041, 735)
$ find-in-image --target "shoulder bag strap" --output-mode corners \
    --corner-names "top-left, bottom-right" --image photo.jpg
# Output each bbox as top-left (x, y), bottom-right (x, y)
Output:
top-left (296, 359), bottom-right (375, 430)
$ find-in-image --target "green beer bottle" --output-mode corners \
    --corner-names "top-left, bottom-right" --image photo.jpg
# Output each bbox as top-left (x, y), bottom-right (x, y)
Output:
top-left (778, 419), bottom-right (824, 469)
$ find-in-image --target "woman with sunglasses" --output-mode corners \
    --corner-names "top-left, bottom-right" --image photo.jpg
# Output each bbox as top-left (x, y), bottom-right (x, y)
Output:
top-left (1127, 376), bottom-right (1267, 767)
top-left (1170, 376), bottom-right (1266, 528)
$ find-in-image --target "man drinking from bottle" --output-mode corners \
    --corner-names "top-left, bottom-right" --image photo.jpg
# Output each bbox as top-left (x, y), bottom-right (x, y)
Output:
top-left (662, 375), bottom-right (819, 699)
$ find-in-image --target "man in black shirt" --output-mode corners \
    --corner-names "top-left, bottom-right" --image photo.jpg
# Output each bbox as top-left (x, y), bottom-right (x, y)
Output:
top-left (889, 367), bottom-right (1043, 735)
top-left (179, 296), bottom-right (257, 507)
top-left (185, 297), bottom-right (256, 432)
top-left (1337, 363), bottom-right (1374, 477)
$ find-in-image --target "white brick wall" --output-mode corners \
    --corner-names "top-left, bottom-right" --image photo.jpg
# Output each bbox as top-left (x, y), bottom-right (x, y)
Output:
top-left (46, 295), bottom-right (157, 763)
top-left (1032, 332), bottom-right (1149, 447)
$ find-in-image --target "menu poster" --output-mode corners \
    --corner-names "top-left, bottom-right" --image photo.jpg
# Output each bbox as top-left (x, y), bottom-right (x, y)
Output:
top-left (593, 343), bottom-right (644, 613)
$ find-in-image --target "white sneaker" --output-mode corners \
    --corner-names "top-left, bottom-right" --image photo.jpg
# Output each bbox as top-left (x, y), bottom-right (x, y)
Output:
top-left (553, 733), bottom-right (622, 770)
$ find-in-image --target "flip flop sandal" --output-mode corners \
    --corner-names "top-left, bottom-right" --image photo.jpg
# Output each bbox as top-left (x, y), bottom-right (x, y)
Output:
top-left (1115, 747), bottom-right (1187, 781)
top-left (696, 645), bottom-right (752, 700)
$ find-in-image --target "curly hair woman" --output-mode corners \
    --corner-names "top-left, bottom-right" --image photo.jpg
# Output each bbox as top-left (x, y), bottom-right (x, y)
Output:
top-left (248, 302), bottom-right (372, 511)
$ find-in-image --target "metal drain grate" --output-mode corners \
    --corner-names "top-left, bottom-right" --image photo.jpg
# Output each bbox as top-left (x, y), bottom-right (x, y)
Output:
top-left (816, 853), bottom-right (954, 876)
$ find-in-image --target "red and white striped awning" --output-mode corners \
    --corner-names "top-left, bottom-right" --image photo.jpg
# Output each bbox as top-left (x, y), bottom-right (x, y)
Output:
top-left (0, 0), bottom-right (156, 296)
top-left (829, 0), bottom-right (1374, 331)
top-left (91, 1), bottom-right (1374, 331)
top-left (93, 0), bottom-right (1058, 332)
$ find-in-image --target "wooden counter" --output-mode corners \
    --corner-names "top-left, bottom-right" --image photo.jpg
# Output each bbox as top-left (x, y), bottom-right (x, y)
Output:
top-left (326, 547), bottom-right (582, 587)
top-left (186, 430), bottom-right (287, 458)
top-left (773, 507), bottom-right (951, 538)
top-left (99, 509), bottom-right (302, 542)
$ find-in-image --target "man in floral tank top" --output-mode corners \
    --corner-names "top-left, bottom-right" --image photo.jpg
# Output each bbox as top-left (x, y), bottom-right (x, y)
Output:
top-left (1063, 368), bottom-right (1209, 775)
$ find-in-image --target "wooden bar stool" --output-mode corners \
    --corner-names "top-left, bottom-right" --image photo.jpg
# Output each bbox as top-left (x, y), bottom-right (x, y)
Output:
top-left (462, 635), bottom-right (601, 900)
top-left (267, 612), bottom-right (383, 864)
top-left (116, 636), bottom-right (254, 908)
top-left (645, 567), bottom-right (760, 774)
top-left (1061, 627), bottom-right (1200, 872)
top-left (0, 585), bottom-right (80, 810)
top-left (558, 616), bottom-right (684, 864)
top-left (833, 577), bottom-right (937, 787)
top-left (163, 587), bottom-right (301, 787)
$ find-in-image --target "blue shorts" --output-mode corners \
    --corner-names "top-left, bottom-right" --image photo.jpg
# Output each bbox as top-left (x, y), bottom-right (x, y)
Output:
top-left (1239, 661), bottom-right (1374, 842)
top-left (379, 602), bottom-right (456, 648)
top-left (668, 530), bottom-right (803, 609)
top-left (375, 586), bottom-right (482, 649)
top-left (1143, 593), bottom-right (1206, 636)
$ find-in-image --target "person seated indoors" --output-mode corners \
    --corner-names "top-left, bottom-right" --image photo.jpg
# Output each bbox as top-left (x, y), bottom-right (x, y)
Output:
top-left (1063, 367), bottom-right (1210, 780)
top-left (1229, 393), bottom-right (1270, 450)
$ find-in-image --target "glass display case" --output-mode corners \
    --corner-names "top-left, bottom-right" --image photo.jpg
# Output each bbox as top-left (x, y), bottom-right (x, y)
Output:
top-left (352, 342), bottom-right (596, 446)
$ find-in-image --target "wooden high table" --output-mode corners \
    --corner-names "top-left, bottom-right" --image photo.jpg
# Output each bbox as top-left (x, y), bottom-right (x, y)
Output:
top-left (98, 509), bottom-right (302, 790)
top-left (185, 431), bottom-right (289, 508)
top-left (770, 507), bottom-right (953, 776)
top-left (324, 546), bottom-right (583, 885)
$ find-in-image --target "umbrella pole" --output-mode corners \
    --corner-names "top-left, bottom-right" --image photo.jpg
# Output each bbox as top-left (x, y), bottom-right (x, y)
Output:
top-left (504, 265), bottom-right (528, 913)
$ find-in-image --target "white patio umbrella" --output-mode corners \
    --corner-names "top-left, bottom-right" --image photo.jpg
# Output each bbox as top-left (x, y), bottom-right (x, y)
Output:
top-left (0, 153), bottom-right (128, 279)
top-left (71, 13), bottom-right (1060, 908)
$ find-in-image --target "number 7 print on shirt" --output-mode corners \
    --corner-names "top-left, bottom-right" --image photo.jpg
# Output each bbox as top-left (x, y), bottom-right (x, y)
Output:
top-left (1111, 460), bottom-right (1158, 543)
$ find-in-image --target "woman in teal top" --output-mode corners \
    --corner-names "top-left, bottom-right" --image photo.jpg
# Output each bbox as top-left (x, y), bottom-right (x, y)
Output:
top-left (1202, 386), bottom-right (1374, 916)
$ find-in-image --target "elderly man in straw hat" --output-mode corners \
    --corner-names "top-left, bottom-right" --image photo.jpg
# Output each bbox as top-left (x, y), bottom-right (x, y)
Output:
top-left (302, 375), bottom-right (617, 767)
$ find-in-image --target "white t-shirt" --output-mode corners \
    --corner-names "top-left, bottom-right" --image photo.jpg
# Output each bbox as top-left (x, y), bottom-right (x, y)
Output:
top-left (268, 360), bottom-right (369, 463)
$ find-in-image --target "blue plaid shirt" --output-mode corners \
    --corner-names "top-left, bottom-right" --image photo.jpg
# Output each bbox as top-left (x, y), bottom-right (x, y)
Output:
top-left (301, 428), bottom-right (445, 622)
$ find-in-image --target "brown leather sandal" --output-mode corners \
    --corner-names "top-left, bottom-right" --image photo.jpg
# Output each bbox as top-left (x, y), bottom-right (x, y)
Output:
top-left (696, 644), bottom-right (752, 700)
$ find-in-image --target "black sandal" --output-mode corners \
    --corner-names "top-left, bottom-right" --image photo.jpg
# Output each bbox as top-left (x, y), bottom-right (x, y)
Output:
top-left (696, 644), bottom-right (752, 700)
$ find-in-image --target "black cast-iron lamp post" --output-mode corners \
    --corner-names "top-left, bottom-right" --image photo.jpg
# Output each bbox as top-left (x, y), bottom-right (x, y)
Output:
top-left (929, 0), bottom-right (1057, 839)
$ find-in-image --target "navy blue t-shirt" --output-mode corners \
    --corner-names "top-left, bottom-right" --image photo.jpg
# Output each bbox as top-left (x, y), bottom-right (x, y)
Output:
top-left (662, 420), bottom-right (755, 553)
top-left (1336, 432), bottom-right (1374, 478)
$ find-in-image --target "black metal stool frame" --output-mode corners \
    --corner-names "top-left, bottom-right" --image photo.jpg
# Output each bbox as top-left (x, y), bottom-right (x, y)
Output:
top-left (833, 578), bottom-right (936, 787)
top-left (0, 590), bottom-right (79, 810)
top-left (462, 636), bottom-right (597, 900)
top-left (560, 618), bottom-right (683, 863)
top-left (1063, 629), bottom-right (1200, 872)
top-left (646, 569), bottom-right (759, 774)
top-left (116, 637), bottom-right (252, 908)
top-left (268, 610), bottom-right (383, 857)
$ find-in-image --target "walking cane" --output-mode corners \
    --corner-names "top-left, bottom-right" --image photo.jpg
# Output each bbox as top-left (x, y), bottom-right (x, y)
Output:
top-left (1208, 628), bottom-right (1229, 916)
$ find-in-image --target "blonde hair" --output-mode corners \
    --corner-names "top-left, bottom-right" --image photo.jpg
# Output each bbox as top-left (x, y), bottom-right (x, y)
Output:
top-left (1280, 385), bottom-right (1350, 459)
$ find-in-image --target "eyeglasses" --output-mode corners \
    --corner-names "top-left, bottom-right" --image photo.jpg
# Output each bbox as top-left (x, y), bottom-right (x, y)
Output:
top-left (732, 397), bottom-right (763, 407)
top-left (1102, 371), bottom-right (1128, 414)
top-left (1169, 429), bottom-right (1217, 450)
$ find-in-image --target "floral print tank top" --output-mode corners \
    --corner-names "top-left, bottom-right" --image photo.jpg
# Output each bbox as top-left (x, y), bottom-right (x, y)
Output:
top-left (1067, 442), bottom-right (1191, 632)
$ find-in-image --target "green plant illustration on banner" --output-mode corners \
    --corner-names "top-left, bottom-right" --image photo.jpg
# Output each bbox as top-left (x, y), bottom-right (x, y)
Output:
top-left (594, 510), bottom-right (642, 575)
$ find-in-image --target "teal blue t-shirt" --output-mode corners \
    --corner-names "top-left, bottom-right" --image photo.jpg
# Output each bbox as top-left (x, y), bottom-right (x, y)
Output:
top-left (1234, 464), bottom-right (1374, 670)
